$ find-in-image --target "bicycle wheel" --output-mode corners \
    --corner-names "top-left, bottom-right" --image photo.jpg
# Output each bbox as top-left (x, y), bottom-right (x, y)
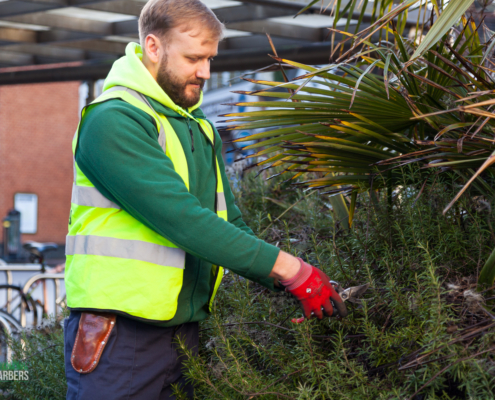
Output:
top-left (0, 285), bottom-right (37, 328)
top-left (0, 310), bottom-right (23, 363)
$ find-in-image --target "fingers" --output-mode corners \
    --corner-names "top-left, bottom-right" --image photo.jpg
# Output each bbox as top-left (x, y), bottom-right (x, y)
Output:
top-left (302, 303), bottom-right (313, 319)
top-left (316, 269), bottom-right (333, 288)
top-left (322, 297), bottom-right (334, 317)
top-left (329, 290), bottom-right (348, 318)
top-left (313, 307), bottom-right (324, 319)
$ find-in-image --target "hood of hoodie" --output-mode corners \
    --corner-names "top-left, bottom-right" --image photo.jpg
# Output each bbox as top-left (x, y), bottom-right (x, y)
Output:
top-left (102, 42), bottom-right (204, 118)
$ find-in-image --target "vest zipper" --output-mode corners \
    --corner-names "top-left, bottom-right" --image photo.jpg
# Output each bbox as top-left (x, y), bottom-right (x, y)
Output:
top-left (186, 119), bottom-right (195, 152)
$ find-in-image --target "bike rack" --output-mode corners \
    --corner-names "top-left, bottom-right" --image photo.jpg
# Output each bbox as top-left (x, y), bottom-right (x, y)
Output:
top-left (21, 273), bottom-right (65, 327)
top-left (0, 310), bottom-right (24, 363)
top-left (0, 312), bottom-right (13, 362)
top-left (0, 265), bottom-right (43, 314)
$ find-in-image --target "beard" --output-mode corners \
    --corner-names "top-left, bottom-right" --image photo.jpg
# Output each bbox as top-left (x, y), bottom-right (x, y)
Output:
top-left (156, 54), bottom-right (204, 109)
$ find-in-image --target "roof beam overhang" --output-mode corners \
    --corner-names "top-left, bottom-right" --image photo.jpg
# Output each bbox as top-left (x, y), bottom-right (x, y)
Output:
top-left (0, 40), bottom-right (336, 82)
top-left (227, 20), bottom-right (331, 41)
top-left (5, 12), bottom-right (114, 34)
top-left (0, 49), bottom-right (34, 65)
top-left (0, 26), bottom-right (38, 43)
top-left (0, 20), bottom-right (136, 46)
top-left (55, 38), bottom-right (129, 53)
top-left (1, 42), bottom-right (87, 59)
top-left (0, 0), bottom-right (125, 18)
top-left (214, 3), bottom-right (296, 23)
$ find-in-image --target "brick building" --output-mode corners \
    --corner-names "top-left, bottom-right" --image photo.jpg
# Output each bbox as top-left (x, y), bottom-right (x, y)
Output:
top-left (0, 72), bottom-right (263, 255)
top-left (0, 82), bottom-right (79, 247)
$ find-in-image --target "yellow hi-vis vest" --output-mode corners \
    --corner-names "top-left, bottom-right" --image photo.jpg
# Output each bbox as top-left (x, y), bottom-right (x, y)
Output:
top-left (65, 86), bottom-right (227, 322)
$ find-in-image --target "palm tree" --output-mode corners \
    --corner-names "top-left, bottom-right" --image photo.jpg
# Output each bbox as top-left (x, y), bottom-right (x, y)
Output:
top-left (224, 6), bottom-right (495, 287)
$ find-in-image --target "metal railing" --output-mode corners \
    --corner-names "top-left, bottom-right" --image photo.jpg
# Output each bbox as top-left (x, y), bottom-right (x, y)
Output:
top-left (0, 259), bottom-right (66, 362)
top-left (21, 273), bottom-right (65, 327)
top-left (0, 264), bottom-right (43, 314)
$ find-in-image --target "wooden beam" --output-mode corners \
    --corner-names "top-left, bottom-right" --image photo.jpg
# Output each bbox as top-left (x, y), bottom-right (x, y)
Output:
top-left (227, 19), bottom-right (327, 41)
top-left (80, 0), bottom-right (144, 16)
top-left (6, 11), bottom-right (113, 34)
top-left (214, 3), bottom-right (295, 23)
top-left (0, 26), bottom-right (38, 43)
top-left (0, 50), bottom-right (34, 64)
top-left (2, 42), bottom-right (86, 60)
top-left (0, 0), bottom-right (122, 18)
top-left (56, 38), bottom-right (128, 53)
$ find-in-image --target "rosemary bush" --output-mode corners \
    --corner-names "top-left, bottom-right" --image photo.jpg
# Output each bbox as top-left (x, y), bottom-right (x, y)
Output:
top-left (177, 166), bottom-right (495, 399)
top-left (0, 312), bottom-right (67, 400)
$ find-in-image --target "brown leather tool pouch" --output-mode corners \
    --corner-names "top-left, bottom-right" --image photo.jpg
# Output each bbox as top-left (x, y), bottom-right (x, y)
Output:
top-left (71, 312), bottom-right (116, 374)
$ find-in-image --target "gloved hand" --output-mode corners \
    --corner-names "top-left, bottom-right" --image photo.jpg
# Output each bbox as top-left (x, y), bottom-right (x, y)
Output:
top-left (281, 258), bottom-right (348, 319)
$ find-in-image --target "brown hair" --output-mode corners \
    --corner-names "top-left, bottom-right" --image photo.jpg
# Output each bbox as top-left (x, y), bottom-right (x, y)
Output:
top-left (138, 0), bottom-right (224, 46)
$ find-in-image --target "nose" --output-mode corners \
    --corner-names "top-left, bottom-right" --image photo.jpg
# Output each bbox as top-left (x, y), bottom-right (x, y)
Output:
top-left (196, 59), bottom-right (210, 81)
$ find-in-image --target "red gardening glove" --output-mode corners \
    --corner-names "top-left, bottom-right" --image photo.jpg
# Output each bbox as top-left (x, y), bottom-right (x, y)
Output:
top-left (281, 258), bottom-right (348, 320)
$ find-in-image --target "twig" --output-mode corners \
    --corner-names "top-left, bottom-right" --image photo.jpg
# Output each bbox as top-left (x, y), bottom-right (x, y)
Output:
top-left (247, 368), bottom-right (306, 399)
top-left (381, 312), bottom-right (392, 333)
top-left (480, 284), bottom-right (495, 294)
top-left (480, 306), bottom-right (495, 322)
top-left (259, 191), bottom-right (315, 237)
top-left (19, 343), bottom-right (61, 362)
top-left (200, 321), bottom-right (335, 339)
top-left (277, 306), bottom-right (299, 327)
top-left (407, 346), bottom-right (495, 400)
top-left (200, 321), bottom-right (293, 333)
top-left (247, 391), bottom-right (295, 399)
top-left (398, 354), bottom-right (453, 372)
top-left (398, 321), bottom-right (495, 371)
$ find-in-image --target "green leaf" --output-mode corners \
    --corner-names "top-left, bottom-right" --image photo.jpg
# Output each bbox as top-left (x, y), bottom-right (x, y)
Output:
top-left (349, 191), bottom-right (358, 227)
top-left (410, 0), bottom-right (476, 61)
top-left (295, 0), bottom-right (321, 17)
top-left (350, 60), bottom-right (381, 108)
top-left (478, 247), bottom-right (495, 289)
top-left (329, 192), bottom-right (350, 231)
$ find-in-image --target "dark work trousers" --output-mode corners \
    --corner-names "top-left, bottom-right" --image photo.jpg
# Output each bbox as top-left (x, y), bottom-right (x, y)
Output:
top-left (64, 311), bottom-right (198, 400)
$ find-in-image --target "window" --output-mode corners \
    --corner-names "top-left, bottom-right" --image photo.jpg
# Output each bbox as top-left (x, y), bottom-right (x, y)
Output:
top-left (14, 193), bottom-right (38, 234)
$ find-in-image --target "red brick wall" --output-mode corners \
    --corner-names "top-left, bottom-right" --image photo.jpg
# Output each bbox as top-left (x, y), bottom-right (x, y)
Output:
top-left (0, 81), bottom-right (80, 244)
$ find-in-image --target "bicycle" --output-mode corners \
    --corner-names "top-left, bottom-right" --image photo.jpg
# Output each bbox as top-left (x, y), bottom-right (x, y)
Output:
top-left (22, 241), bottom-right (66, 324)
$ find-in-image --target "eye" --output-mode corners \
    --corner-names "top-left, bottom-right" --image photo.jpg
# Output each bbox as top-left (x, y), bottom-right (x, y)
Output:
top-left (187, 57), bottom-right (198, 62)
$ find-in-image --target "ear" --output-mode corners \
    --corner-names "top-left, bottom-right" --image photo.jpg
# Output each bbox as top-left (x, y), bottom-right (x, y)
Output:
top-left (143, 34), bottom-right (162, 64)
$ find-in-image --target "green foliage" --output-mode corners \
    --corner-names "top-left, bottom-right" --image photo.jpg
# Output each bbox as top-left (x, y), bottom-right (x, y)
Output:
top-left (294, 0), bottom-right (475, 60)
top-left (0, 313), bottom-right (68, 400)
top-left (179, 167), bottom-right (495, 399)
top-left (228, 19), bottom-right (495, 219)
top-left (478, 246), bottom-right (495, 289)
top-left (1, 170), bottom-right (494, 399)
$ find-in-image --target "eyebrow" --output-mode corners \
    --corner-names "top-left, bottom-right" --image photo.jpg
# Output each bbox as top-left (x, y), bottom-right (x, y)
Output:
top-left (187, 53), bottom-right (218, 58)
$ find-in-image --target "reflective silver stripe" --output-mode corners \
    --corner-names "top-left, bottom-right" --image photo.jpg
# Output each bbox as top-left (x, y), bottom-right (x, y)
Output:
top-left (73, 159), bottom-right (77, 184)
top-left (71, 185), bottom-right (121, 209)
top-left (102, 86), bottom-right (166, 152)
top-left (217, 192), bottom-right (227, 212)
top-left (134, 91), bottom-right (166, 151)
top-left (66, 235), bottom-right (185, 269)
top-left (102, 86), bottom-right (124, 95)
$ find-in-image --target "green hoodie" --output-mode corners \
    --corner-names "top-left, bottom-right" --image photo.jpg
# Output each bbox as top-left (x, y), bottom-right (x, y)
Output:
top-left (75, 43), bottom-right (280, 327)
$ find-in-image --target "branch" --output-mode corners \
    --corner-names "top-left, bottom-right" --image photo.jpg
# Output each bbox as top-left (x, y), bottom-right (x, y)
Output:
top-left (19, 343), bottom-right (61, 362)
top-left (200, 321), bottom-right (335, 339)
top-left (407, 346), bottom-right (495, 400)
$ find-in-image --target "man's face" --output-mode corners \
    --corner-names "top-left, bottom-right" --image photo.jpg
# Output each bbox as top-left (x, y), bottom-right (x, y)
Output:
top-left (156, 26), bottom-right (219, 108)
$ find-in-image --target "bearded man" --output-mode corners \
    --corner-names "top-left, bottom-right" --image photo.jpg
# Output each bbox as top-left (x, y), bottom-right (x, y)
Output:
top-left (63, 0), bottom-right (347, 398)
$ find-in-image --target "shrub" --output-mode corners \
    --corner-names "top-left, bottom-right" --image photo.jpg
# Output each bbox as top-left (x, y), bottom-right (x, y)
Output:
top-left (177, 166), bottom-right (495, 399)
top-left (0, 312), bottom-right (67, 400)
